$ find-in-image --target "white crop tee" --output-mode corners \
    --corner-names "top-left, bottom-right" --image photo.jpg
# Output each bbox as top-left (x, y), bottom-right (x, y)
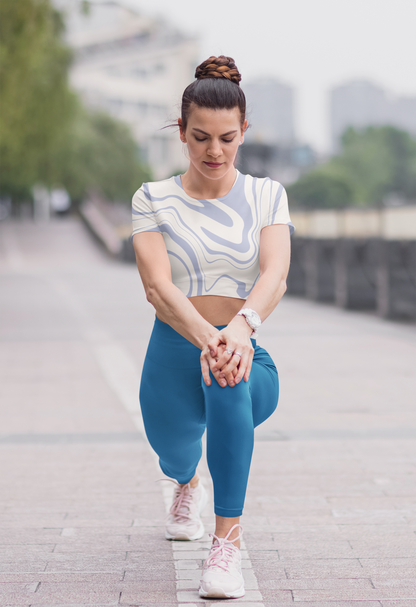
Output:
top-left (132, 170), bottom-right (294, 299)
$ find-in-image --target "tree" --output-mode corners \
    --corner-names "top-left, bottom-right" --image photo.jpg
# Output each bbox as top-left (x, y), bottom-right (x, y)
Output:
top-left (0, 0), bottom-right (76, 200)
top-left (54, 104), bottom-right (151, 204)
top-left (287, 171), bottom-right (353, 209)
top-left (287, 126), bottom-right (416, 209)
top-left (0, 0), bottom-right (151, 205)
top-left (334, 126), bottom-right (416, 204)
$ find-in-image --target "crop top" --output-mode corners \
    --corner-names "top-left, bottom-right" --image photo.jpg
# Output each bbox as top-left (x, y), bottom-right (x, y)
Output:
top-left (131, 170), bottom-right (294, 299)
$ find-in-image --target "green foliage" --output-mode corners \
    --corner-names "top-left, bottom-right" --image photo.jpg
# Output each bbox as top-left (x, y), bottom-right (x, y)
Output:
top-left (0, 0), bottom-right (75, 199)
top-left (55, 104), bottom-right (151, 203)
top-left (288, 126), bottom-right (416, 209)
top-left (0, 0), bottom-right (151, 204)
top-left (287, 171), bottom-right (353, 209)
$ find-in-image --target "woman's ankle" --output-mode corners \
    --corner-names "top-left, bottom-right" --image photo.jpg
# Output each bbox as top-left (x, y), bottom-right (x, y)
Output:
top-left (180, 473), bottom-right (199, 489)
top-left (214, 516), bottom-right (241, 548)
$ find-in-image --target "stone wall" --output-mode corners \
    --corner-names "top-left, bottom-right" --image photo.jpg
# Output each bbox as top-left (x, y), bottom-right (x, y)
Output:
top-left (287, 207), bottom-right (416, 320)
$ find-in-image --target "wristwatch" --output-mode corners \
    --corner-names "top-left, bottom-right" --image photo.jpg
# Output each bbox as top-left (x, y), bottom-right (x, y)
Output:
top-left (236, 308), bottom-right (262, 339)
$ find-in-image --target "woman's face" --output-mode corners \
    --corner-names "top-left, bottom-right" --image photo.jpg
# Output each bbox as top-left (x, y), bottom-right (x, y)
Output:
top-left (181, 105), bottom-right (247, 181)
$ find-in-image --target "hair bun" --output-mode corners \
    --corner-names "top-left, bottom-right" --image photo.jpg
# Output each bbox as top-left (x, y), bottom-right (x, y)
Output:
top-left (195, 55), bottom-right (242, 85)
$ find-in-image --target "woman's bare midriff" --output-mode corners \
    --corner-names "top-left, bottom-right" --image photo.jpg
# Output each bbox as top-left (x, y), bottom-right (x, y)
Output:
top-left (189, 295), bottom-right (245, 326)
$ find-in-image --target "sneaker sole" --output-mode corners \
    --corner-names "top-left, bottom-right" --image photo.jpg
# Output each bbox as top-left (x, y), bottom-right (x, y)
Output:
top-left (198, 584), bottom-right (245, 598)
top-left (165, 482), bottom-right (208, 541)
top-left (165, 521), bottom-right (204, 541)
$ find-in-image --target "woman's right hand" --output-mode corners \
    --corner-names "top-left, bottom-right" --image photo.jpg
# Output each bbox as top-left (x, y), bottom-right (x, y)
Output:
top-left (201, 341), bottom-right (239, 388)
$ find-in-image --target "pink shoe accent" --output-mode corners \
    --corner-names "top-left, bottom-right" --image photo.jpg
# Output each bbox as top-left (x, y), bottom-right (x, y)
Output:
top-left (199, 524), bottom-right (245, 598)
top-left (163, 479), bottom-right (208, 541)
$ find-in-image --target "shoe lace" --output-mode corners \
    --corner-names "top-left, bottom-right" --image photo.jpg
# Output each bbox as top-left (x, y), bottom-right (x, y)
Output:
top-left (158, 478), bottom-right (194, 524)
top-left (205, 524), bottom-right (243, 572)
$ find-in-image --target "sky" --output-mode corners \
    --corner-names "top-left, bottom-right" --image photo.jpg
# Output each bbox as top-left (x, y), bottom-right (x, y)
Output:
top-left (121, 0), bottom-right (416, 152)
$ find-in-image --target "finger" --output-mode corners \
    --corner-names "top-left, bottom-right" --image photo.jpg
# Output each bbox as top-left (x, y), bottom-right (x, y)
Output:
top-left (200, 355), bottom-right (212, 386)
top-left (221, 366), bottom-right (237, 387)
top-left (224, 359), bottom-right (243, 386)
top-left (214, 346), bottom-right (237, 372)
top-left (207, 334), bottom-right (224, 358)
top-left (234, 350), bottom-right (252, 384)
top-left (244, 352), bottom-right (254, 382)
top-left (209, 357), bottom-right (227, 388)
top-left (218, 352), bottom-right (243, 377)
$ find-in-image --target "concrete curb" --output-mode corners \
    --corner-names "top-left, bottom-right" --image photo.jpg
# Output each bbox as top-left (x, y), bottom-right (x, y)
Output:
top-left (79, 197), bottom-right (135, 262)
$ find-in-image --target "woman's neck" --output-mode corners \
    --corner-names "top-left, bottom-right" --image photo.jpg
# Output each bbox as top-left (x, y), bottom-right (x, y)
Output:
top-left (180, 165), bottom-right (237, 200)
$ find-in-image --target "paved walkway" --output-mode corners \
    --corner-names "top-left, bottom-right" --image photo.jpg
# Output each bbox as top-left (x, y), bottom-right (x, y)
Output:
top-left (0, 218), bottom-right (415, 607)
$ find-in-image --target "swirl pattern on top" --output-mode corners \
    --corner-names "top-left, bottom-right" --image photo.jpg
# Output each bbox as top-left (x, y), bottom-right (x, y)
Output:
top-left (132, 172), bottom-right (294, 299)
top-left (195, 55), bottom-right (242, 85)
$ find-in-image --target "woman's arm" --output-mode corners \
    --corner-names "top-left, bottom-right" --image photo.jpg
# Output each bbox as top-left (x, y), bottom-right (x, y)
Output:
top-left (133, 232), bottom-right (218, 350)
top-left (207, 223), bottom-right (291, 385)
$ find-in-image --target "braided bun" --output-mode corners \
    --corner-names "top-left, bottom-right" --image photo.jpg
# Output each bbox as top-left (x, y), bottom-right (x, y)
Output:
top-left (195, 55), bottom-right (242, 86)
top-left (178, 54), bottom-right (246, 132)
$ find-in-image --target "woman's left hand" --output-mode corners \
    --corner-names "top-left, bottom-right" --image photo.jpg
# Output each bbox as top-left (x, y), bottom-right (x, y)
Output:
top-left (208, 316), bottom-right (254, 386)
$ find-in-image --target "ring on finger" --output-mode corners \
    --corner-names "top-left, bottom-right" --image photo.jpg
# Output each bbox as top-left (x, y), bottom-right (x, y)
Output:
top-left (225, 348), bottom-right (234, 355)
top-left (234, 351), bottom-right (242, 357)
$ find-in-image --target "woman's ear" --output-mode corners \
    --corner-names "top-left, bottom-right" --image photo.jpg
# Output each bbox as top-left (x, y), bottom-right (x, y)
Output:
top-left (240, 119), bottom-right (248, 144)
top-left (178, 118), bottom-right (186, 143)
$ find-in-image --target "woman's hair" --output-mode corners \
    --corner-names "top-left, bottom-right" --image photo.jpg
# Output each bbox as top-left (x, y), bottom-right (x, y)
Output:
top-left (180, 55), bottom-right (246, 131)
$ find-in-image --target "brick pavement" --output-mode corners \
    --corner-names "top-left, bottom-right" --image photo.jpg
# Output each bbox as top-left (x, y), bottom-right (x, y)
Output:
top-left (0, 218), bottom-right (415, 607)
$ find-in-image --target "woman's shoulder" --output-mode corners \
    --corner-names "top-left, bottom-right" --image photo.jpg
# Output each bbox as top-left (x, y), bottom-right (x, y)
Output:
top-left (133, 175), bottom-right (178, 200)
top-left (238, 172), bottom-right (286, 197)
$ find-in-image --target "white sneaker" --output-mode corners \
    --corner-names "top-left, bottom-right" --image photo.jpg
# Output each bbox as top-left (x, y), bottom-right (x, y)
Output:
top-left (199, 524), bottom-right (245, 598)
top-left (165, 480), bottom-right (208, 541)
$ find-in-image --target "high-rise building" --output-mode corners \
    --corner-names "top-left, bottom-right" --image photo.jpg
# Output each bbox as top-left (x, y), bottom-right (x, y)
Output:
top-left (388, 97), bottom-right (416, 136)
top-left (57, 1), bottom-right (198, 179)
top-left (330, 80), bottom-right (416, 151)
top-left (242, 78), bottom-right (295, 145)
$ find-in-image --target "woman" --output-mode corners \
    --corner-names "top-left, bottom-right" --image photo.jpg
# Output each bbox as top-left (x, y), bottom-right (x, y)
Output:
top-left (132, 55), bottom-right (293, 599)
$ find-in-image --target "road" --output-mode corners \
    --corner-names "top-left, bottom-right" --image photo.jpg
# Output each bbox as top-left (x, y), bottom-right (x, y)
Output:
top-left (1, 217), bottom-right (415, 606)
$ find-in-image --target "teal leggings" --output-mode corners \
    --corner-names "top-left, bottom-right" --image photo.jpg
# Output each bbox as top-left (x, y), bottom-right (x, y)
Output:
top-left (139, 317), bottom-right (279, 517)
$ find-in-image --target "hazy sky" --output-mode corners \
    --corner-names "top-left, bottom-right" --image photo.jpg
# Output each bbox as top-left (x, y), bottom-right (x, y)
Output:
top-left (122, 0), bottom-right (416, 152)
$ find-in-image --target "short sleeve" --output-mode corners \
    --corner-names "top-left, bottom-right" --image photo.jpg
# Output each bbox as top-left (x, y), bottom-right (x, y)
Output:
top-left (132, 184), bottom-right (161, 236)
top-left (265, 184), bottom-right (295, 235)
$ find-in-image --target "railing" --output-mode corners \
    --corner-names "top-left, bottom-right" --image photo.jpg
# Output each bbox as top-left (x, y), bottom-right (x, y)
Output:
top-left (288, 206), bottom-right (416, 320)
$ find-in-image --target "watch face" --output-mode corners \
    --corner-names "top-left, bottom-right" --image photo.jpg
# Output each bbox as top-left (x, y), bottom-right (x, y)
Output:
top-left (242, 309), bottom-right (261, 330)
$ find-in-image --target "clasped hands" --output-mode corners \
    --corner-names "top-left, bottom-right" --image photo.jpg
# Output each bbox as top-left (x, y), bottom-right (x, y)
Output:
top-left (200, 321), bottom-right (254, 388)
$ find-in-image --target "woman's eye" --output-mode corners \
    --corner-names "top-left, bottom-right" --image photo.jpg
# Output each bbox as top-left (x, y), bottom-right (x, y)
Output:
top-left (222, 138), bottom-right (234, 143)
top-left (194, 137), bottom-right (207, 142)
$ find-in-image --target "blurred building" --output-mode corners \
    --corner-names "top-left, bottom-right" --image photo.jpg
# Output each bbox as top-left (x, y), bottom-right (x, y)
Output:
top-left (243, 78), bottom-right (295, 145)
top-left (56, 1), bottom-right (198, 179)
top-left (330, 80), bottom-right (416, 151)
top-left (238, 78), bottom-right (315, 184)
top-left (237, 142), bottom-right (316, 185)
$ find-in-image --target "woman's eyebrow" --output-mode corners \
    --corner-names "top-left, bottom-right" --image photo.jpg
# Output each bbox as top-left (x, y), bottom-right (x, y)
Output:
top-left (192, 128), bottom-right (238, 136)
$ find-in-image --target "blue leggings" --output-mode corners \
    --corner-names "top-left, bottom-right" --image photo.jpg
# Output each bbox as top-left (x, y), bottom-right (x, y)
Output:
top-left (139, 317), bottom-right (279, 517)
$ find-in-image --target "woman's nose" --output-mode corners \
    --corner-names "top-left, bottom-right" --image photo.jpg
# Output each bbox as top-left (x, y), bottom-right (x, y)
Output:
top-left (207, 141), bottom-right (222, 157)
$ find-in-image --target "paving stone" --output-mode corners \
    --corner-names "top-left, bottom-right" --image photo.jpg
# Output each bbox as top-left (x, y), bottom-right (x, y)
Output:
top-left (119, 586), bottom-right (178, 603)
top-left (293, 588), bottom-right (416, 601)
top-left (123, 568), bottom-right (177, 582)
top-left (44, 556), bottom-right (127, 573)
top-left (31, 582), bottom-right (121, 604)
top-left (263, 603), bottom-right (382, 607)
top-left (372, 579), bottom-right (416, 588)
top-left (0, 561), bottom-right (48, 573)
top-left (174, 560), bottom-right (199, 570)
top-left (277, 540), bottom-right (354, 559)
top-left (360, 558), bottom-right (416, 570)
top-left (284, 558), bottom-right (366, 579)
top-left (177, 589), bottom-right (264, 602)
top-left (259, 578), bottom-right (374, 590)
top-left (0, 573), bottom-right (122, 583)
top-left (0, 582), bottom-right (39, 599)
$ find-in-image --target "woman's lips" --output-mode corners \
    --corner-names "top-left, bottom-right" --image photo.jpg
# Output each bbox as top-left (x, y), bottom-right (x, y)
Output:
top-left (203, 162), bottom-right (223, 168)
